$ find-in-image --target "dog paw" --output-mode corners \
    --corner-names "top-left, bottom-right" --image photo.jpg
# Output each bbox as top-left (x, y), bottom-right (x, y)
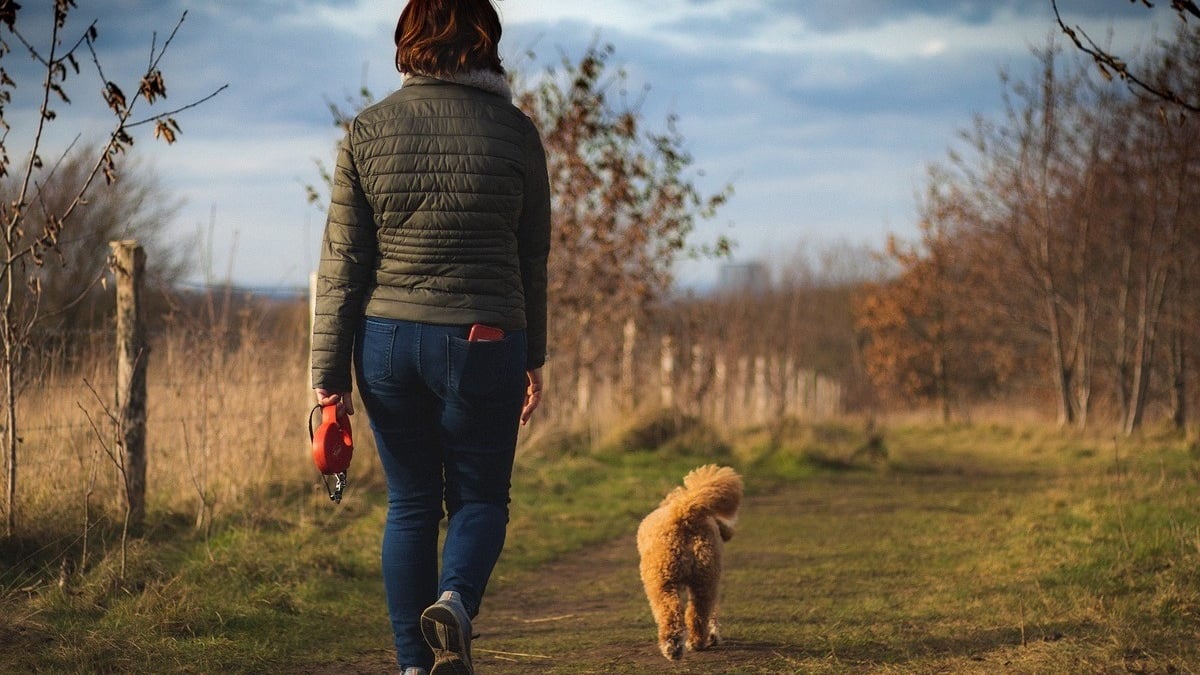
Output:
top-left (660, 636), bottom-right (684, 660)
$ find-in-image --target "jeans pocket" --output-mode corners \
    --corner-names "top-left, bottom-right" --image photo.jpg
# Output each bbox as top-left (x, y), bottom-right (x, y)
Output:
top-left (359, 318), bottom-right (395, 385)
top-left (446, 334), bottom-right (515, 401)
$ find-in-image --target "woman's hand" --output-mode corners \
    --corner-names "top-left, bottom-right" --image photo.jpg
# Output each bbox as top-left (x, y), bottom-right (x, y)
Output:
top-left (520, 368), bottom-right (543, 426)
top-left (314, 388), bottom-right (354, 415)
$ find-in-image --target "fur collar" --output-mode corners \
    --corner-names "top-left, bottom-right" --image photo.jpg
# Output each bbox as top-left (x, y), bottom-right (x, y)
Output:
top-left (403, 69), bottom-right (512, 101)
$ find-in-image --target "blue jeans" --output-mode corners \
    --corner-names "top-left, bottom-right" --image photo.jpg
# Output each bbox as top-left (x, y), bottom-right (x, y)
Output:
top-left (355, 317), bottom-right (527, 669)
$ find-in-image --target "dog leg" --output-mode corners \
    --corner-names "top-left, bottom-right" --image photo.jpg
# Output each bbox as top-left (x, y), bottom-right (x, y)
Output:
top-left (647, 582), bottom-right (685, 660)
top-left (685, 582), bottom-right (718, 652)
top-left (707, 612), bottom-right (722, 646)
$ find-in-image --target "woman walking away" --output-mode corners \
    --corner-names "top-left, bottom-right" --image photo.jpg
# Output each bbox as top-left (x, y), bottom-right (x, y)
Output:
top-left (309, 1), bottom-right (551, 672)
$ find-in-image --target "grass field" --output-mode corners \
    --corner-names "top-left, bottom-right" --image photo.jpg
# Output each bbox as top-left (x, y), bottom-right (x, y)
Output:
top-left (2, 418), bottom-right (1199, 673)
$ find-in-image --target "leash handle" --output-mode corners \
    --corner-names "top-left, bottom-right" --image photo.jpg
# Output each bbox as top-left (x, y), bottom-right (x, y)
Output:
top-left (309, 404), bottom-right (350, 503)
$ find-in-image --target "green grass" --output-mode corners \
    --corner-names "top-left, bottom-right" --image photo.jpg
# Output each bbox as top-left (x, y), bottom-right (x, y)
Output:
top-left (2, 419), bottom-right (1199, 673)
top-left (3, 493), bottom-right (392, 673)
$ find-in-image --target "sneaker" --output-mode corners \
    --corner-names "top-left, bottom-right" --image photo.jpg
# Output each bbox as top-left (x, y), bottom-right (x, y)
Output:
top-left (421, 591), bottom-right (474, 675)
top-left (402, 669), bottom-right (428, 675)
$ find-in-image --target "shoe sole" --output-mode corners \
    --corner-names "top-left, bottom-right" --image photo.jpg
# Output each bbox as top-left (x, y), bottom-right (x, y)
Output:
top-left (421, 604), bottom-right (473, 675)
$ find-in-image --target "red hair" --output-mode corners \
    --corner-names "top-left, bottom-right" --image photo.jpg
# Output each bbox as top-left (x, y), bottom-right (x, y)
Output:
top-left (395, 0), bottom-right (503, 76)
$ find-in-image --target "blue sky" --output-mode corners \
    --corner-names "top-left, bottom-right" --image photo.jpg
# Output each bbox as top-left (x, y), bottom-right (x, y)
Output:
top-left (4, 1), bottom-right (1181, 290)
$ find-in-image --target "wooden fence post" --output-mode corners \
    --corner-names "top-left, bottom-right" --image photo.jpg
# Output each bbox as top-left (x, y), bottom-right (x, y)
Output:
top-left (712, 353), bottom-right (728, 425)
top-left (576, 365), bottom-right (592, 417)
top-left (690, 344), bottom-right (707, 416)
top-left (576, 310), bottom-right (593, 418)
top-left (111, 240), bottom-right (147, 531)
top-left (660, 335), bottom-right (675, 409)
top-left (736, 356), bottom-right (750, 426)
top-left (621, 317), bottom-right (637, 411)
top-left (753, 355), bottom-right (768, 423)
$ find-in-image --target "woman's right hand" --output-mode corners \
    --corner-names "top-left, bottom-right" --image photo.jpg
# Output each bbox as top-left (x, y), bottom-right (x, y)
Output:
top-left (520, 368), bottom-right (543, 425)
top-left (314, 388), bottom-right (354, 415)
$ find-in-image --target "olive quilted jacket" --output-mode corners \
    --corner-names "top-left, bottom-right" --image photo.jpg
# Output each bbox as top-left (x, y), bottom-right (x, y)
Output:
top-left (311, 73), bottom-right (551, 392)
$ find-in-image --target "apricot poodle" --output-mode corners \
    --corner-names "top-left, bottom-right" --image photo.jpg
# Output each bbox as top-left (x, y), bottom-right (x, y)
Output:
top-left (636, 464), bottom-right (743, 660)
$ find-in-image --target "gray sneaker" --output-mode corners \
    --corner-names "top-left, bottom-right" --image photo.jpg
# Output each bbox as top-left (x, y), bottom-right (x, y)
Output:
top-left (421, 591), bottom-right (474, 675)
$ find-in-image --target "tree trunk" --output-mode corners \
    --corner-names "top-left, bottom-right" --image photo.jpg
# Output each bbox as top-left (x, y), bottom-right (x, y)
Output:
top-left (1114, 243), bottom-right (1134, 426)
top-left (1171, 325), bottom-right (1187, 431)
top-left (1043, 292), bottom-right (1075, 427)
top-left (3, 320), bottom-right (15, 538)
top-left (1123, 262), bottom-right (1171, 435)
top-left (3, 243), bottom-right (16, 537)
top-left (932, 330), bottom-right (950, 424)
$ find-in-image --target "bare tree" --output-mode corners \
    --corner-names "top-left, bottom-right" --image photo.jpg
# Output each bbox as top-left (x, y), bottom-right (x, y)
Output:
top-left (1103, 32), bottom-right (1199, 433)
top-left (517, 43), bottom-right (732, 331)
top-left (515, 43), bottom-right (732, 408)
top-left (0, 2), bottom-right (225, 536)
top-left (948, 44), bottom-right (1104, 427)
top-left (0, 153), bottom-right (190, 337)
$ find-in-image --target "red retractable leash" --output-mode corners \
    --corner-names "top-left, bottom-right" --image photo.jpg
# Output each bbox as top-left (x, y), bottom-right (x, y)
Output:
top-left (309, 403), bottom-right (353, 503)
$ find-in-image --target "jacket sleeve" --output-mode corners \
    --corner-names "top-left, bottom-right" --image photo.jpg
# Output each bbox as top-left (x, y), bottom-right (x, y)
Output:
top-left (311, 125), bottom-right (377, 392)
top-left (518, 122), bottom-right (552, 370)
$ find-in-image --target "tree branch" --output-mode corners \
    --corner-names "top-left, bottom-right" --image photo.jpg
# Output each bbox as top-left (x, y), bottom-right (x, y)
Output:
top-left (124, 84), bottom-right (229, 129)
top-left (1171, 0), bottom-right (1200, 21)
top-left (147, 10), bottom-right (187, 74)
top-left (1050, 0), bottom-right (1200, 112)
top-left (8, 11), bottom-right (64, 244)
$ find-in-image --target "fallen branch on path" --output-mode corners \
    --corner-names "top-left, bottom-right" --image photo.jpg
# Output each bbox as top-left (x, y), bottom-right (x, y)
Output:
top-left (475, 647), bottom-right (553, 660)
top-left (520, 613), bottom-right (576, 623)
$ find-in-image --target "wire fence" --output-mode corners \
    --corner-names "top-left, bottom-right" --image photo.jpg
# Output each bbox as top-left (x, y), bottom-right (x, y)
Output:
top-left (4, 290), bottom-right (321, 531)
top-left (4, 274), bottom-right (849, 531)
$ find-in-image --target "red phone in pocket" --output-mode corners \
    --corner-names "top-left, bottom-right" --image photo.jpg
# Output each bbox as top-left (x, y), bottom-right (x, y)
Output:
top-left (468, 323), bottom-right (504, 342)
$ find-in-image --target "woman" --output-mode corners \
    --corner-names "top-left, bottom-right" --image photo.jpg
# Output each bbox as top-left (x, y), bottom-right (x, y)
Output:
top-left (310, 1), bottom-right (551, 672)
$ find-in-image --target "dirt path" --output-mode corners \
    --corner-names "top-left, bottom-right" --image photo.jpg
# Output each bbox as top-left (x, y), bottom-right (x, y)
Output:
top-left (301, 464), bottom-right (1048, 675)
top-left (298, 482), bottom-right (816, 675)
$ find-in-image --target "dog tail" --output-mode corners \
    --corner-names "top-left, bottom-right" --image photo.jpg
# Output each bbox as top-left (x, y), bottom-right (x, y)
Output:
top-left (668, 464), bottom-right (743, 533)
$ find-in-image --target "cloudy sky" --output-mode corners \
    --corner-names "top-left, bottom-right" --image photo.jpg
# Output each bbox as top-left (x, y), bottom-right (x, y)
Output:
top-left (4, 1), bottom-right (1181, 291)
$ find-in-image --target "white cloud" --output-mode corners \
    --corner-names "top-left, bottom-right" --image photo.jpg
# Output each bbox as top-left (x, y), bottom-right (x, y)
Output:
top-left (497, 0), bottom-right (731, 32)
top-left (920, 39), bottom-right (949, 57)
top-left (278, 0), bottom-right (396, 39)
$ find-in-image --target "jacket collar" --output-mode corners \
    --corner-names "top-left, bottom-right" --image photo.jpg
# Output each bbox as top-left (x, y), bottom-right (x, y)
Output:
top-left (402, 69), bottom-right (512, 101)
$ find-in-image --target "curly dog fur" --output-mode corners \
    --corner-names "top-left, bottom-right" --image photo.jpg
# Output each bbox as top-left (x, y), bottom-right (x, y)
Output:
top-left (636, 464), bottom-right (743, 660)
